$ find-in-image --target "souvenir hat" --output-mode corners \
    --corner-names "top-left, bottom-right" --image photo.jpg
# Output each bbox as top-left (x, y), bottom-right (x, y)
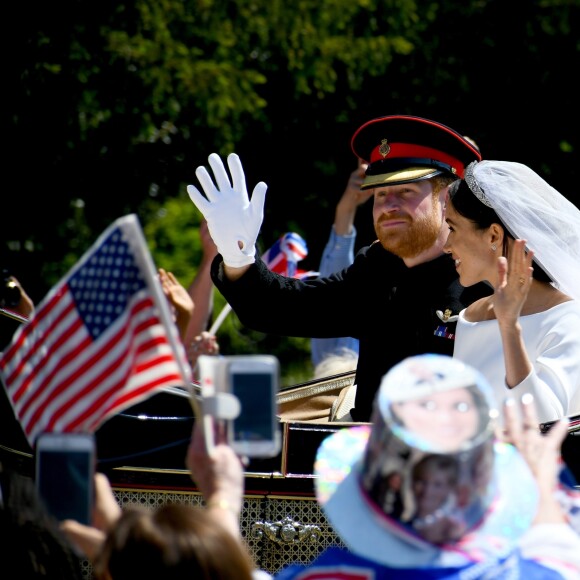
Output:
top-left (351, 115), bottom-right (482, 190)
top-left (314, 354), bottom-right (539, 568)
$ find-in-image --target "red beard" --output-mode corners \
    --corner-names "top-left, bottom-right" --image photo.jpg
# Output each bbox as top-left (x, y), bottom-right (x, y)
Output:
top-left (375, 206), bottom-right (443, 259)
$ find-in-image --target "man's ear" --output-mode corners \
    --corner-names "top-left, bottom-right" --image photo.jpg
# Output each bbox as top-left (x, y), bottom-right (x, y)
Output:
top-left (438, 183), bottom-right (453, 210)
top-left (439, 186), bottom-right (450, 216)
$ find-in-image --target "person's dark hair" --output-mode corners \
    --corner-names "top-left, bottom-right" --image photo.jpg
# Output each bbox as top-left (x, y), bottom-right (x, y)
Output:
top-left (93, 502), bottom-right (255, 580)
top-left (448, 179), bottom-right (552, 283)
top-left (412, 454), bottom-right (459, 486)
top-left (0, 466), bottom-right (84, 579)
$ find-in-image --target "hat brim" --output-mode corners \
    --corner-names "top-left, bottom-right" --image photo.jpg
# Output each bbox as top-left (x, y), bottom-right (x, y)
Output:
top-left (315, 426), bottom-right (538, 568)
top-left (361, 168), bottom-right (443, 190)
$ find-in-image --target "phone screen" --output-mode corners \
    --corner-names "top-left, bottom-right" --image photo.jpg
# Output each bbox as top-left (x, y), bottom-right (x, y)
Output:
top-left (36, 435), bottom-right (94, 524)
top-left (232, 371), bottom-right (275, 443)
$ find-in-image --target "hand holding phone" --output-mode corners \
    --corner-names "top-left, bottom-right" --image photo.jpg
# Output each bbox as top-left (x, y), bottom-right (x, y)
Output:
top-left (227, 355), bottom-right (281, 458)
top-left (35, 432), bottom-right (96, 525)
top-left (197, 355), bottom-right (281, 458)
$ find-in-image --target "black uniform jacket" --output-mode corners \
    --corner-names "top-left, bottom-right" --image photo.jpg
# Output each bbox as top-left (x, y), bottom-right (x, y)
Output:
top-left (211, 241), bottom-right (491, 422)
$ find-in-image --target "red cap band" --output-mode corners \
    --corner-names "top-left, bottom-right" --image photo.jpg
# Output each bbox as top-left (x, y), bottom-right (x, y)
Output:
top-left (370, 143), bottom-right (465, 178)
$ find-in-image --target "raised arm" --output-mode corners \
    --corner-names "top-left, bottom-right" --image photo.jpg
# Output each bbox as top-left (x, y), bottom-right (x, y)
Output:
top-left (493, 240), bottom-right (535, 388)
top-left (186, 418), bottom-right (245, 540)
top-left (184, 218), bottom-right (218, 345)
top-left (158, 268), bottom-right (194, 342)
top-left (311, 160), bottom-right (371, 367)
top-left (494, 240), bottom-right (580, 420)
top-left (503, 394), bottom-right (568, 525)
top-left (332, 159), bottom-right (372, 237)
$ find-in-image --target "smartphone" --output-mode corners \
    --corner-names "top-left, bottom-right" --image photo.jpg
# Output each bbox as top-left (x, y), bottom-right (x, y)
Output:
top-left (226, 355), bottom-right (281, 458)
top-left (35, 432), bottom-right (96, 525)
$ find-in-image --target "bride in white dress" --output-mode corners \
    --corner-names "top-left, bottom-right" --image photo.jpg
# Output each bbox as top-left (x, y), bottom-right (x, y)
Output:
top-left (444, 160), bottom-right (580, 424)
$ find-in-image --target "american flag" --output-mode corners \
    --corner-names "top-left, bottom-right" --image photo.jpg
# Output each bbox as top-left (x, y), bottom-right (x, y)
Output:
top-left (0, 215), bottom-right (192, 447)
top-left (260, 232), bottom-right (319, 279)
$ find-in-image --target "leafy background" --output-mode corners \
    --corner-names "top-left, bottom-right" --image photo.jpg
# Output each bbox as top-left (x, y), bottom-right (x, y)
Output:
top-left (4, 0), bottom-right (579, 384)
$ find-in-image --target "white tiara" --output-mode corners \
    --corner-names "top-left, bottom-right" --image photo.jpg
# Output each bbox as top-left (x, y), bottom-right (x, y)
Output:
top-left (464, 159), bottom-right (580, 303)
top-left (465, 161), bottom-right (493, 207)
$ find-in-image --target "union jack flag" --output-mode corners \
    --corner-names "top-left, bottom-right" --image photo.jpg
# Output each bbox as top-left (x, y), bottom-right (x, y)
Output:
top-left (261, 232), bottom-right (319, 279)
top-left (0, 215), bottom-right (192, 448)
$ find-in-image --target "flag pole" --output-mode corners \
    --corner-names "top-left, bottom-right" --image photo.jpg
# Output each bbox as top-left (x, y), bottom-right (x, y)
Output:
top-left (190, 303), bottom-right (233, 377)
top-left (0, 308), bottom-right (29, 324)
top-left (121, 216), bottom-right (199, 416)
top-left (208, 303), bottom-right (232, 335)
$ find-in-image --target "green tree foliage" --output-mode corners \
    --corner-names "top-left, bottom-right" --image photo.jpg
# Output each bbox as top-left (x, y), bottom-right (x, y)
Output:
top-left (5, 0), bottom-right (580, 383)
top-left (6, 0), bottom-right (426, 285)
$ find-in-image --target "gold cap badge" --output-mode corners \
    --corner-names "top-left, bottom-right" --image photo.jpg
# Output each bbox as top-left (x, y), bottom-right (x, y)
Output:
top-left (378, 139), bottom-right (391, 158)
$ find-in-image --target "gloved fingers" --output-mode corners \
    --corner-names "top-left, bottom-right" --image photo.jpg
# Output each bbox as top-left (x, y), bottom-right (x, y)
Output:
top-left (248, 181), bottom-right (268, 225)
top-left (195, 164), bottom-right (221, 203)
top-left (227, 153), bottom-right (250, 205)
top-left (186, 184), bottom-right (211, 215)
top-left (208, 153), bottom-right (236, 197)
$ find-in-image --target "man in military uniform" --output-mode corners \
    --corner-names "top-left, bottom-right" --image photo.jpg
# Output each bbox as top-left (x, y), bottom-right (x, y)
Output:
top-left (187, 115), bottom-right (490, 421)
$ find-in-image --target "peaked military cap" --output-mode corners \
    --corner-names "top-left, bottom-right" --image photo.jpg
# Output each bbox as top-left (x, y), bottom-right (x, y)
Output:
top-left (351, 115), bottom-right (482, 190)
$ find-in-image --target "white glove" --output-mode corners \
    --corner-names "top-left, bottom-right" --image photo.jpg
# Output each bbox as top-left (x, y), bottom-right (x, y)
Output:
top-left (187, 153), bottom-right (267, 268)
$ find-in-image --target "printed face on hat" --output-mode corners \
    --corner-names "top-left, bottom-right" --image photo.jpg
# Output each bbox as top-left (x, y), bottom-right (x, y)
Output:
top-left (314, 355), bottom-right (539, 565)
top-left (390, 386), bottom-right (480, 452)
top-left (412, 455), bottom-right (458, 517)
top-left (372, 179), bottom-right (448, 260)
top-left (410, 454), bottom-right (466, 544)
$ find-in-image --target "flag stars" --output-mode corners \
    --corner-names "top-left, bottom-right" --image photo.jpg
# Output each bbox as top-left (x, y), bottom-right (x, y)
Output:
top-left (68, 229), bottom-right (146, 339)
top-left (0, 215), bottom-right (192, 445)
